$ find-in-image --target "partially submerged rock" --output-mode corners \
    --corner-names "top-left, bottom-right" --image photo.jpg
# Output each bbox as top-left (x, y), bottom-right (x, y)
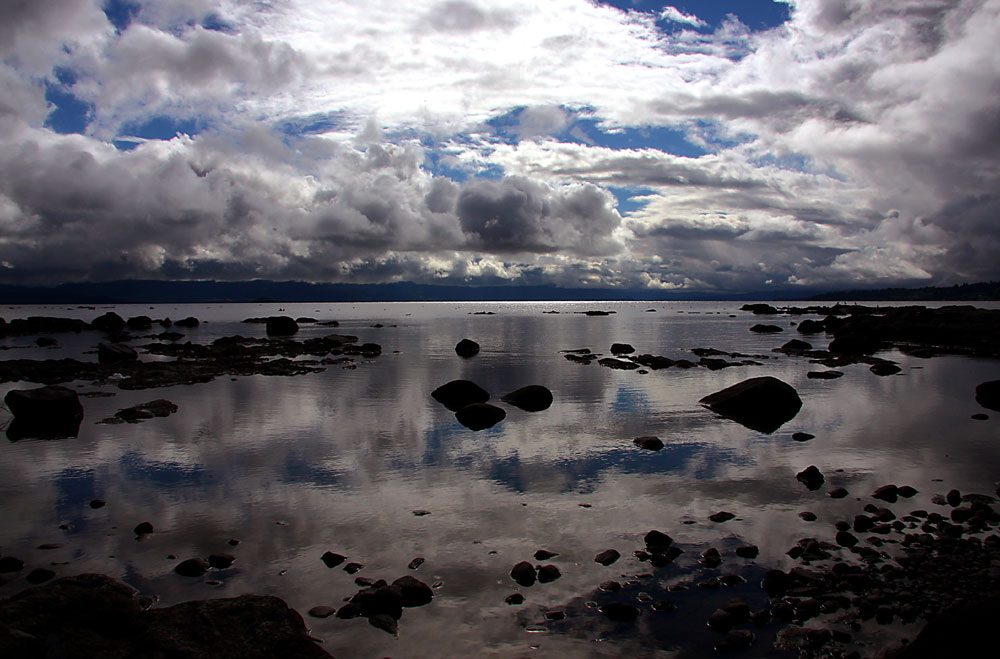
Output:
top-left (455, 339), bottom-right (480, 358)
top-left (976, 380), bottom-right (1000, 411)
top-left (265, 316), bottom-right (298, 336)
top-left (4, 384), bottom-right (84, 440)
top-left (796, 466), bottom-right (825, 491)
top-left (633, 436), bottom-right (664, 451)
top-left (500, 385), bottom-right (553, 412)
top-left (97, 342), bottom-right (138, 365)
top-left (431, 380), bottom-right (490, 412)
top-left (700, 376), bottom-right (802, 434)
top-left (100, 399), bottom-right (177, 424)
top-left (455, 403), bottom-right (506, 430)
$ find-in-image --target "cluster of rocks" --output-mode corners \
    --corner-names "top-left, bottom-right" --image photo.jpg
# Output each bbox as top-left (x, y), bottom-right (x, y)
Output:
top-left (563, 344), bottom-right (765, 372)
top-left (98, 399), bottom-right (178, 425)
top-left (430, 379), bottom-right (553, 430)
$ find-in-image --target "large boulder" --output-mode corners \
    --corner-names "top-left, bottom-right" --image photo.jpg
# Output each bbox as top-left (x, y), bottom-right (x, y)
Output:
top-left (0, 573), bottom-right (332, 659)
top-left (266, 316), bottom-right (299, 336)
top-left (700, 376), bottom-right (802, 434)
top-left (431, 380), bottom-right (490, 412)
top-left (4, 385), bottom-right (84, 440)
top-left (976, 380), bottom-right (1000, 412)
top-left (455, 403), bottom-right (506, 431)
top-left (500, 385), bottom-right (553, 412)
top-left (91, 312), bottom-right (126, 332)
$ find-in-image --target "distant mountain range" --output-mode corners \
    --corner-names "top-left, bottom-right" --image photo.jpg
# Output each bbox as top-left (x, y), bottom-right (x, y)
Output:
top-left (0, 279), bottom-right (996, 304)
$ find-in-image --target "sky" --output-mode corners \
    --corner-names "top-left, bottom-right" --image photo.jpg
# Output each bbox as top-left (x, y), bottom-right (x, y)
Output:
top-left (1, 0), bottom-right (998, 293)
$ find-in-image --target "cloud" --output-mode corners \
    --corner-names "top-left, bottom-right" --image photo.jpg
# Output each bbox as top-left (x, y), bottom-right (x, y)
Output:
top-left (659, 6), bottom-right (708, 28)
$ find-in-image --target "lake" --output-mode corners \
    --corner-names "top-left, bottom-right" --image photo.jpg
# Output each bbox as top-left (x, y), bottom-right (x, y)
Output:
top-left (1, 300), bottom-right (999, 657)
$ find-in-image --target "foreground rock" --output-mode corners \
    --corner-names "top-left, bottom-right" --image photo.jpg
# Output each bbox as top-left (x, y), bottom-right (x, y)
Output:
top-left (699, 376), bottom-right (802, 434)
top-left (3, 385), bottom-right (84, 440)
top-left (0, 573), bottom-right (331, 658)
top-left (500, 385), bottom-right (553, 412)
top-left (99, 399), bottom-right (177, 424)
top-left (455, 403), bottom-right (506, 430)
top-left (976, 380), bottom-right (1000, 411)
top-left (455, 339), bottom-right (480, 358)
top-left (431, 380), bottom-right (490, 411)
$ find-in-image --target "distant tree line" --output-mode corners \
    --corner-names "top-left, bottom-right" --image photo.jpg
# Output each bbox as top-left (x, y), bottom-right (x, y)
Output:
top-left (811, 281), bottom-right (1000, 301)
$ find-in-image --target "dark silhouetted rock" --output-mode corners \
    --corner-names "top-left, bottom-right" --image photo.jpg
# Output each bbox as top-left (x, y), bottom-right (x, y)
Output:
top-left (533, 549), bottom-right (558, 560)
top-left (708, 608), bottom-right (735, 632)
top-left (709, 511), bottom-right (735, 523)
top-left (870, 362), bottom-right (901, 376)
top-left (510, 561), bottom-right (536, 587)
top-left (829, 487), bottom-right (849, 499)
top-left (501, 385), bottom-right (553, 411)
top-left (455, 403), bottom-right (505, 430)
top-left (835, 531), bottom-right (858, 547)
top-left (25, 568), bottom-right (56, 585)
top-left (898, 485), bottom-right (918, 498)
top-left (0, 573), bottom-right (332, 659)
top-left (505, 593), bottom-right (524, 605)
top-left (594, 549), bottom-right (620, 566)
top-left (455, 338), bottom-right (480, 357)
top-left (90, 499), bottom-right (106, 509)
top-left (742, 304), bottom-right (778, 315)
top-left (735, 545), bottom-right (759, 559)
top-left (174, 558), bottom-right (209, 577)
top-left (392, 576), bottom-right (433, 607)
top-left (611, 343), bottom-right (635, 355)
top-left (600, 602), bottom-right (639, 622)
top-left (106, 399), bottom-right (178, 424)
top-left (873, 484), bottom-right (900, 503)
top-left (644, 530), bottom-right (673, 552)
top-left (431, 380), bottom-right (490, 411)
top-left (265, 316), bottom-right (298, 336)
top-left (133, 522), bottom-right (154, 535)
top-left (91, 312), bottom-right (126, 332)
top-left (761, 569), bottom-right (789, 596)
top-left (126, 316), bottom-right (153, 330)
top-left (0, 557), bottom-right (25, 573)
top-left (796, 466), bottom-right (825, 491)
top-left (36, 337), bottom-right (58, 347)
top-left (350, 582), bottom-right (403, 620)
top-left (98, 342), bottom-right (138, 365)
top-left (537, 565), bottom-right (561, 583)
top-left (807, 370), bottom-right (844, 379)
top-left (792, 432), bottom-right (815, 442)
top-left (633, 436), bottom-right (663, 450)
top-left (947, 489), bottom-right (962, 507)
top-left (598, 357), bottom-right (640, 370)
top-left (173, 316), bottom-right (200, 328)
top-left (208, 554), bottom-right (235, 569)
top-left (829, 333), bottom-right (881, 355)
top-left (321, 552), bottom-right (346, 568)
top-left (779, 339), bottom-right (812, 352)
top-left (750, 324), bottom-right (784, 333)
top-left (797, 319), bottom-right (826, 334)
top-left (308, 606), bottom-right (336, 618)
top-left (700, 376), bottom-right (802, 434)
top-left (4, 385), bottom-right (84, 441)
top-left (976, 381), bottom-right (1000, 411)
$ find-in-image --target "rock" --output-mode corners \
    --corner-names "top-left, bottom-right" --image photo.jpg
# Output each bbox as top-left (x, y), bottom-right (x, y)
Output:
top-left (533, 550), bottom-right (558, 560)
top-left (4, 385), bottom-right (84, 440)
top-left (796, 466), bottom-right (825, 491)
top-left (537, 565), bottom-right (561, 583)
top-left (709, 511), bottom-right (735, 523)
top-left (735, 545), bottom-right (759, 559)
top-left (98, 342), bottom-right (138, 365)
top-left (870, 362), bottom-right (901, 376)
top-left (708, 608), bottom-right (735, 633)
top-left (779, 339), bottom-right (812, 352)
top-left (797, 319), bottom-right (826, 334)
top-left (594, 550), bottom-right (621, 566)
top-left (610, 343), bottom-right (635, 355)
top-left (750, 324), bottom-right (784, 333)
top-left (126, 316), bottom-right (153, 330)
top-left (835, 531), bottom-right (858, 547)
top-left (174, 558), bottom-right (209, 577)
top-left (600, 602), bottom-right (639, 622)
top-left (829, 487), bottom-right (849, 498)
top-left (799, 512), bottom-right (817, 521)
top-left (505, 593), bottom-right (524, 605)
top-left (644, 530), bottom-right (673, 552)
top-left (898, 485), bottom-right (918, 498)
top-left (90, 499), bottom-right (106, 509)
top-left (0, 557), bottom-right (25, 573)
top-left (407, 557), bottom-right (425, 570)
top-left (91, 312), bottom-right (126, 332)
top-left (829, 333), bottom-right (881, 355)
top-left (208, 554), bottom-right (235, 569)
top-left (431, 380), bottom-right (490, 412)
top-left (35, 337), bottom-right (58, 347)
top-left (173, 317), bottom-right (200, 328)
top-left (873, 484), bottom-right (900, 503)
top-left (108, 399), bottom-right (177, 424)
top-left (265, 316), bottom-right (298, 336)
top-left (807, 370), bottom-right (844, 379)
top-left (349, 582), bottom-right (403, 620)
top-left (972, 413), bottom-right (989, 420)
top-left (633, 436), bottom-right (664, 451)
top-left (510, 562), bottom-right (536, 587)
top-left (455, 338), bottom-right (480, 357)
top-left (700, 376), bottom-right (802, 434)
top-left (741, 304), bottom-right (779, 315)
top-left (133, 522), bottom-right (154, 535)
top-left (792, 432), bottom-right (815, 442)
top-left (0, 573), bottom-right (331, 659)
top-left (343, 563), bottom-right (364, 574)
top-left (947, 489), bottom-right (962, 507)
top-left (500, 385), bottom-right (553, 412)
top-left (391, 576), bottom-right (433, 607)
top-left (368, 614), bottom-right (398, 636)
top-left (25, 568), bottom-right (56, 585)
top-left (976, 381), bottom-right (1000, 411)
top-left (761, 569), bottom-right (789, 596)
top-left (455, 403), bottom-right (505, 430)
top-left (599, 580), bottom-right (622, 592)
top-left (598, 357), bottom-right (640, 370)
top-left (308, 606), bottom-right (336, 618)
top-left (321, 552), bottom-right (346, 568)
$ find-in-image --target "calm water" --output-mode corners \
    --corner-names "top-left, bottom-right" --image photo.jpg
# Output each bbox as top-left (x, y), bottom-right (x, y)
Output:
top-left (1, 301), bottom-right (999, 657)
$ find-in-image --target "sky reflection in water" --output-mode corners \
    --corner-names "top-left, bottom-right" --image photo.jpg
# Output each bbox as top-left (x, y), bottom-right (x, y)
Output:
top-left (1, 301), bottom-right (999, 657)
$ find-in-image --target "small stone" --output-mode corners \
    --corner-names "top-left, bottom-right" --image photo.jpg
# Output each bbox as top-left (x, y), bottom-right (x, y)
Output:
top-left (829, 487), bottom-right (849, 499)
top-left (972, 413), bottom-right (989, 420)
top-left (708, 608), bottom-right (735, 633)
top-left (368, 613), bottom-right (398, 636)
top-left (644, 530), bottom-right (673, 551)
top-left (709, 511), bottom-right (735, 523)
top-left (537, 565), bottom-right (561, 583)
top-left (947, 489), bottom-right (962, 506)
top-left (25, 568), bottom-right (56, 584)
top-left (594, 549), bottom-right (621, 566)
top-left (510, 561), bottom-right (536, 587)
top-left (408, 557), bottom-right (425, 570)
top-left (533, 549), bottom-right (558, 560)
top-left (412, 509), bottom-right (431, 516)
top-left (796, 465), bottom-right (824, 490)
top-left (836, 531), bottom-right (859, 547)
top-left (308, 606), bottom-right (337, 618)
top-left (897, 486), bottom-right (918, 498)
top-left (343, 562), bottom-right (364, 574)
top-left (455, 338), bottom-right (480, 358)
top-left (545, 610), bottom-right (565, 621)
top-left (208, 553), bottom-right (235, 569)
top-left (227, 538), bottom-right (240, 546)
top-left (633, 435), bottom-right (664, 450)
top-left (872, 484), bottom-right (899, 503)
top-left (133, 522), bottom-right (154, 535)
top-left (505, 593), bottom-right (524, 605)
top-left (792, 432), bottom-right (815, 442)
top-left (653, 599), bottom-right (677, 613)
top-left (735, 545), bottom-right (759, 559)
top-left (600, 602), bottom-right (639, 622)
top-left (799, 511), bottom-right (818, 521)
top-left (89, 499), bottom-right (106, 509)
top-left (321, 552), bottom-right (347, 568)
top-left (174, 558), bottom-right (209, 577)
top-left (392, 575), bottom-right (434, 606)
top-left (599, 580), bottom-right (622, 592)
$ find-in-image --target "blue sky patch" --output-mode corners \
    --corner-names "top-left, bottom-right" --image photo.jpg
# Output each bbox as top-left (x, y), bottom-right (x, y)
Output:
top-left (595, 0), bottom-right (791, 31)
top-left (103, 0), bottom-right (141, 33)
top-left (120, 115), bottom-right (209, 140)
top-left (44, 80), bottom-right (93, 135)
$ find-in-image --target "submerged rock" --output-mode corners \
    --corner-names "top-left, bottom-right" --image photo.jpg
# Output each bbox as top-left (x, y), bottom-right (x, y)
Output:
top-left (431, 380), bottom-right (490, 412)
top-left (455, 338), bottom-right (480, 358)
top-left (500, 385), bottom-right (553, 412)
top-left (700, 376), bottom-right (802, 434)
top-left (807, 370), bottom-right (844, 379)
top-left (598, 358), bottom-right (640, 370)
top-left (455, 403), bottom-right (506, 430)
